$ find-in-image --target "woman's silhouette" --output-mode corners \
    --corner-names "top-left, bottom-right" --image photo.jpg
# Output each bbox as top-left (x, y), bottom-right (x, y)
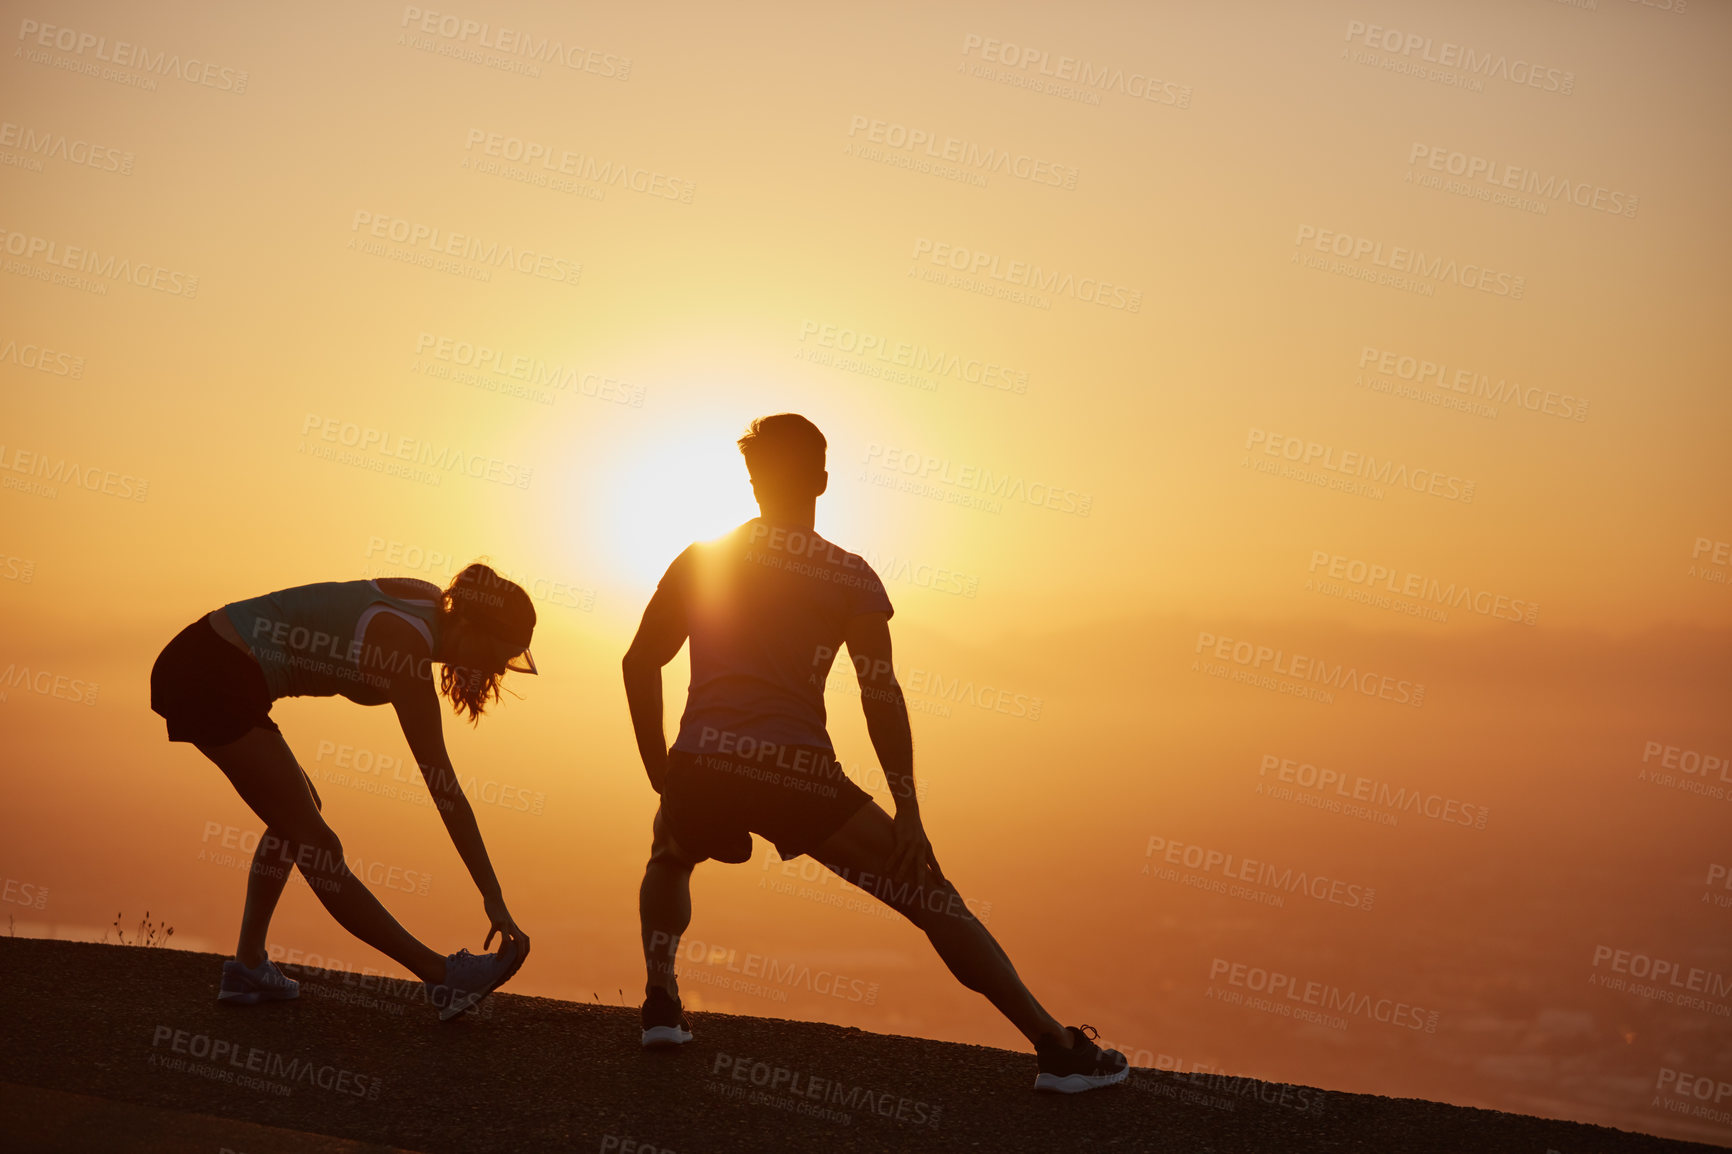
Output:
top-left (150, 563), bottom-right (535, 1019)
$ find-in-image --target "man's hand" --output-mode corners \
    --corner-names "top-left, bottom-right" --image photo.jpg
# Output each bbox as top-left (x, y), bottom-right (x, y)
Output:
top-left (889, 807), bottom-right (946, 891)
top-left (644, 749), bottom-right (669, 795)
top-left (624, 569), bottom-right (690, 794)
top-left (483, 891), bottom-right (530, 958)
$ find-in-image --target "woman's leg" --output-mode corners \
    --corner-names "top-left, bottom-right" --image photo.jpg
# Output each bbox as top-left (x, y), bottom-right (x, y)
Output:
top-left (229, 769), bottom-right (323, 968)
top-left (811, 801), bottom-right (1066, 1047)
top-left (197, 726), bottom-right (446, 984)
top-left (234, 830), bottom-right (293, 968)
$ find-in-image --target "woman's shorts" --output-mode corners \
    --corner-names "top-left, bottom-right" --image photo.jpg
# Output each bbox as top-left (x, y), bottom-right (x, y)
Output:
top-left (659, 743), bottom-right (872, 864)
top-left (150, 616), bottom-right (280, 747)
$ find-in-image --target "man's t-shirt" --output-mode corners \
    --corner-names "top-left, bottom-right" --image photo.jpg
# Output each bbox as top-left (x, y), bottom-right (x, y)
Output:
top-left (665, 519), bottom-right (893, 755)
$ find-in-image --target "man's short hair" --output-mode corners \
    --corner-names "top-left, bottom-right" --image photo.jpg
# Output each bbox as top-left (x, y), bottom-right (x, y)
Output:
top-left (737, 414), bottom-right (827, 488)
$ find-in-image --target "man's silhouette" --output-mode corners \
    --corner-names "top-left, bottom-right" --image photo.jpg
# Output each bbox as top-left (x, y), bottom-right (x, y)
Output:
top-left (622, 413), bottom-right (1126, 1091)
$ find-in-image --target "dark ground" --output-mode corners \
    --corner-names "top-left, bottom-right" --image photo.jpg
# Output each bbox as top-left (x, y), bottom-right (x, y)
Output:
top-left (0, 938), bottom-right (1721, 1153)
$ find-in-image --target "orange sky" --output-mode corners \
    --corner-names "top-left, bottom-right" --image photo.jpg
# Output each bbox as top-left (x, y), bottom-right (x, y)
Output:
top-left (3, 0), bottom-right (1729, 1144)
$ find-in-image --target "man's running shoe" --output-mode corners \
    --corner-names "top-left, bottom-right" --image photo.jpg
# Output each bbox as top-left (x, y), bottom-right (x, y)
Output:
top-left (217, 957), bottom-right (300, 1005)
top-left (641, 986), bottom-right (693, 1048)
top-left (1033, 1025), bottom-right (1129, 1093)
top-left (428, 941), bottom-right (521, 1021)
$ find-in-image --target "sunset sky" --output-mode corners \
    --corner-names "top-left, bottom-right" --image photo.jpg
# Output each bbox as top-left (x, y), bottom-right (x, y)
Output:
top-left (3, 0), bottom-right (1729, 1143)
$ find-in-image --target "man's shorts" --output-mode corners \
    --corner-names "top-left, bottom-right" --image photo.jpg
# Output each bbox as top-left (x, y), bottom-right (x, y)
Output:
top-left (659, 743), bottom-right (872, 864)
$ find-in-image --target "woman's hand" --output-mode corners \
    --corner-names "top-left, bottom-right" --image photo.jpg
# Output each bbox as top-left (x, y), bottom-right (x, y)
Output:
top-left (483, 891), bottom-right (530, 959)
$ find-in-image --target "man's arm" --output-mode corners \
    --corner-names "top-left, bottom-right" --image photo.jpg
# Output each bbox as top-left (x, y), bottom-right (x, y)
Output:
top-left (623, 580), bottom-right (689, 792)
top-left (842, 612), bottom-right (915, 808)
top-left (842, 612), bottom-right (942, 885)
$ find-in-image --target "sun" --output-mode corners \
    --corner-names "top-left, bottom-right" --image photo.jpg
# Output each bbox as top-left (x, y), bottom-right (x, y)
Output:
top-left (595, 417), bottom-right (761, 587)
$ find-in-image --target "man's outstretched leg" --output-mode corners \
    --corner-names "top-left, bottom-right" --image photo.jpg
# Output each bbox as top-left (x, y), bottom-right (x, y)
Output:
top-left (812, 801), bottom-right (1128, 1092)
top-left (639, 806), bottom-right (697, 1047)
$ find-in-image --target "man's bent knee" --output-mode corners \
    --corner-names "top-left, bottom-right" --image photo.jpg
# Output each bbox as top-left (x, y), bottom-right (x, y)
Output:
top-left (648, 807), bottom-right (699, 869)
top-left (648, 840), bottom-right (697, 871)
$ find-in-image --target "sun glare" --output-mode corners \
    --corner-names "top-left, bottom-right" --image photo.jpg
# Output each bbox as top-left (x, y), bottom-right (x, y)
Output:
top-left (597, 419), bottom-right (761, 587)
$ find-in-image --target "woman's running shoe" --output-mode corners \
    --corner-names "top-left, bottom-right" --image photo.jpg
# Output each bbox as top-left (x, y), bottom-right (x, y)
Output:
top-left (428, 942), bottom-right (521, 1021)
top-left (1033, 1025), bottom-right (1129, 1092)
top-left (641, 986), bottom-right (693, 1047)
top-left (217, 957), bottom-right (300, 1005)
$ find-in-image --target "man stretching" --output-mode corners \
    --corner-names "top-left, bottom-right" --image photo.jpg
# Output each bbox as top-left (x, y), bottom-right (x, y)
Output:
top-left (621, 413), bottom-right (1126, 1092)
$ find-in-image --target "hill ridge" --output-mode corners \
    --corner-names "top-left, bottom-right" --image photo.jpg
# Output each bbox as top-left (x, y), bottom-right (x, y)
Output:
top-left (0, 938), bottom-right (1718, 1153)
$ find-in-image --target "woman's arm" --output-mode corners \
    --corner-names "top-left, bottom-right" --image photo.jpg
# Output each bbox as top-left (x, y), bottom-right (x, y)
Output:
top-left (373, 614), bottom-right (526, 952)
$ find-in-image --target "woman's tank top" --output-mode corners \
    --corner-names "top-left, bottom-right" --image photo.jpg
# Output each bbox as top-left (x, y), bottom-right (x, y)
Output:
top-left (221, 580), bottom-right (443, 704)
